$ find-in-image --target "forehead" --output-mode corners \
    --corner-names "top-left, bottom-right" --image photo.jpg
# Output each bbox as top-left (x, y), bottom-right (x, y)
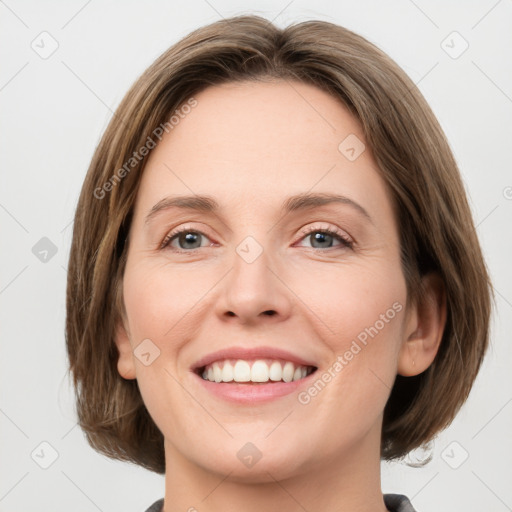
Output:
top-left (134, 80), bottom-right (392, 223)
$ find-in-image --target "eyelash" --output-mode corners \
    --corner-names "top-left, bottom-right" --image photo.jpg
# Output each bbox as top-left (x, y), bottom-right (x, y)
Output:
top-left (300, 225), bottom-right (354, 248)
top-left (160, 224), bottom-right (354, 253)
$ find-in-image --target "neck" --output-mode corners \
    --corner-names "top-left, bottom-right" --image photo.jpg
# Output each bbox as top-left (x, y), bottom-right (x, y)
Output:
top-left (162, 421), bottom-right (389, 512)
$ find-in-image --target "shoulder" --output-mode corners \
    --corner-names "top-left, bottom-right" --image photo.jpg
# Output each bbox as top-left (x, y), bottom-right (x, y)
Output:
top-left (384, 493), bottom-right (418, 512)
top-left (144, 498), bottom-right (164, 512)
top-left (145, 495), bottom-right (416, 512)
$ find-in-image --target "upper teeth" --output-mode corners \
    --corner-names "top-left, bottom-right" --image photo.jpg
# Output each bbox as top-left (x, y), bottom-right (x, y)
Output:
top-left (200, 359), bottom-right (314, 383)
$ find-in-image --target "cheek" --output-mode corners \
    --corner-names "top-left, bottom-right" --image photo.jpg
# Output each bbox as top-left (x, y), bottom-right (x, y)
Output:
top-left (290, 257), bottom-right (406, 343)
top-left (121, 260), bottom-right (216, 415)
top-left (122, 260), bottom-right (207, 340)
top-left (290, 259), bottom-right (406, 400)
top-left (121, 262), bottom-right (198, 433)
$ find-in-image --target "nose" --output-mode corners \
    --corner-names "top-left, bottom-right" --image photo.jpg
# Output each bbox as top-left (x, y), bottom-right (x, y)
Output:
top-left (215, 242), bottom-right (293, 325)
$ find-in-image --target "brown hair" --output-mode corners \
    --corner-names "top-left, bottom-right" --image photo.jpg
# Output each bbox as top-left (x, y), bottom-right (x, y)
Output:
top-left (66, 14), bottom-right (492, 474)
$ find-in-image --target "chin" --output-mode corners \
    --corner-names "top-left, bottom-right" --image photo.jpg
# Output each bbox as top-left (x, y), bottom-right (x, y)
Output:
top-left (203, 454), bottom-right (309, 484)
top-left (174, 433), bottom-right (306, 482)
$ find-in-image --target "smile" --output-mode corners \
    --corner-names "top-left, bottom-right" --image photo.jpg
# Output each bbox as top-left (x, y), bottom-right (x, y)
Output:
top-left (198, 358), bottom-right (317, 384)
top-left (191, 346), bottom-right (319, 403)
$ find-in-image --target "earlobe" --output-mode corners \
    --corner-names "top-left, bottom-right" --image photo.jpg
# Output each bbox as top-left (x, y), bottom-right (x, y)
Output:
top-left (114, 321), bottom-right (137, 380)
top-left (398, 273), bottom-right (447, 377)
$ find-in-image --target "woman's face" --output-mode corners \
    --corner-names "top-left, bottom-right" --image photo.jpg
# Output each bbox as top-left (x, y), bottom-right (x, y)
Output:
top-left (116, 80), bottom-right (411, 481)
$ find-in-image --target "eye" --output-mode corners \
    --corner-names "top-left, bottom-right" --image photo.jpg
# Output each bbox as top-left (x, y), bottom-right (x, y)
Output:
top-left (295, 225), bottom-right (353, 250)
top-left (160, 227), bottom-right (213, 252)
top-left (160, 224), bottom-right (354, 252)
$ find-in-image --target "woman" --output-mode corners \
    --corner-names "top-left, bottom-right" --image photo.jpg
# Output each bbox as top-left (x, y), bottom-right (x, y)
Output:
top-left (66, 15), bottom-right (492, 512)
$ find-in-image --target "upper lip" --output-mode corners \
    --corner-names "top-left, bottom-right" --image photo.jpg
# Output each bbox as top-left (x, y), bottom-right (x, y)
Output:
top-left (191, 346), bottom-right (318, 371)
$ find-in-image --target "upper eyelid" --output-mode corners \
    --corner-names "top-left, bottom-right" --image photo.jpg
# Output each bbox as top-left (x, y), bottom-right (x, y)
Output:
top-left (295, 225), bottom-right (354, 247)
top-left (164, 221), bottom-right (346, 238)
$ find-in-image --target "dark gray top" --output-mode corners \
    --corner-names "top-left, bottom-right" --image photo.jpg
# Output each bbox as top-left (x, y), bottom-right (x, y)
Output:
top-left (144, 493), bottom-right (417, 511)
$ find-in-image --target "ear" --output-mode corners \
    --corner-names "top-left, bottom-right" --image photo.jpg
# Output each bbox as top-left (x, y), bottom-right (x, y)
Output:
top-left (398, 272), bottom-right (447, 377)
top-left (114, 320), bottom-right (137, 380)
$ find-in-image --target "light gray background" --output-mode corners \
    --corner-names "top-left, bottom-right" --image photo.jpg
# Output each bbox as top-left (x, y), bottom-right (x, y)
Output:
top-left (1, 1), bottom-right (511, 511)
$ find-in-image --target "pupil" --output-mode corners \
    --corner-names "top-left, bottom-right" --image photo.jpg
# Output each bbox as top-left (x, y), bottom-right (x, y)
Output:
top-left (180, 232), bottom-right (201, 249)
top-left (312, 232), bottom-right (331, 248)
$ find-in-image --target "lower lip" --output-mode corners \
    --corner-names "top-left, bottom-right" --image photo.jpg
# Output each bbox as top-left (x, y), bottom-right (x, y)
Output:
top-left (193, 371), bottom-right (317, 404)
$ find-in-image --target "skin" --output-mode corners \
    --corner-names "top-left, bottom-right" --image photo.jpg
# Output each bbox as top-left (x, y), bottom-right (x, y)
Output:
top-left (114, 80), bottom-right (446, 512)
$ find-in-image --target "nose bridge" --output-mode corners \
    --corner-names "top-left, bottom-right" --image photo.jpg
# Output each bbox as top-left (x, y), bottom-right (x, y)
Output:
top-left (218, 232), bottom-right (291, 322)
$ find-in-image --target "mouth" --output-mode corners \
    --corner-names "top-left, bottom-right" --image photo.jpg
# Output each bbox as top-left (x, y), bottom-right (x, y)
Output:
top-left (194, 358), bottom-right (318, 384)
top-left (190, 346), bottom-right (318, 403)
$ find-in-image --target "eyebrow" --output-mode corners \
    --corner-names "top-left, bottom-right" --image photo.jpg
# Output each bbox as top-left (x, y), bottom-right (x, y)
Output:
top-left (144, 192), bottom-right (373, 225)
